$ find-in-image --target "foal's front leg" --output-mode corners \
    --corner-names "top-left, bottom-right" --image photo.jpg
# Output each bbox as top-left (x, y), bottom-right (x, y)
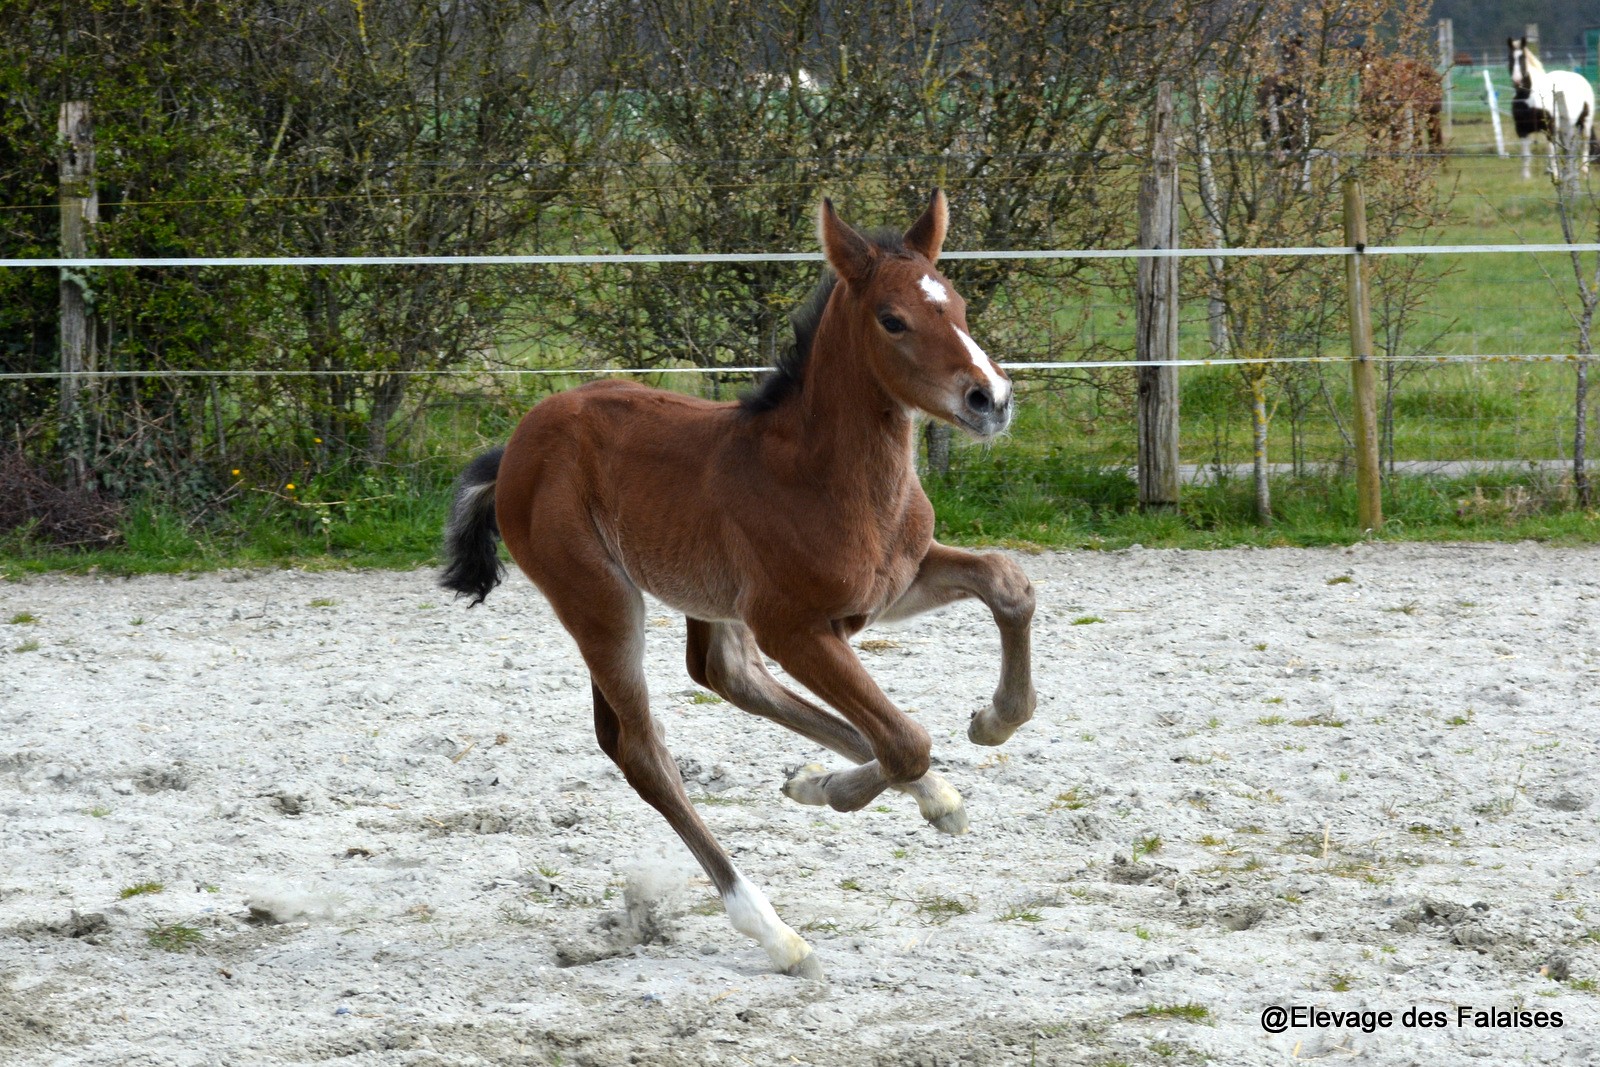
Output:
top-left (749, 624), bottom-right (933, 815)
top-left (687, 619), bottom-right (968, 833)
top-left (877, 542), bottom-right (1037, 746)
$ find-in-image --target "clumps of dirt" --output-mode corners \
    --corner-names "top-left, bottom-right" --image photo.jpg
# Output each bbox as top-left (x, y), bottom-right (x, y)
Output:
top-left (1391, 897), bottom-right (1492, 938)
top-left (244, 884), bottom-right (351, 925)
top-left (556, 855), bottom-right (691, 968)
top-left (1390, 897), bottom-right (1514, 955)
top-left (1213, 901), bottom-right (1271, 932)
top-left (356, 807), bottom-right (549, 836)
top-left (1538, 790), bottom-right (1590, 812)
top-left (133, 764), bottom-right (192, 793)
top-left (0, 979), bottom-right (63, 1055)
top-left (7, 910), bottom-right (111, 944)
top-left (1105, 854), bottom-right (1177, 886)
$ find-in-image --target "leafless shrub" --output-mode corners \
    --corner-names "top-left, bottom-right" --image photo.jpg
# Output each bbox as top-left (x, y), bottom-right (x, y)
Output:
top-left (0, 446), bottom-right (125, 548)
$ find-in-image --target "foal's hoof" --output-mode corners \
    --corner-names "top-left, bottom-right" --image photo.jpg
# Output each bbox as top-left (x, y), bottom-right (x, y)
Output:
top-left (911, 776), bottom-right (969, 835)
top-left (784, 951), bottom-right (825, 981)
top-left (781, 764), bottom-right (829, 807)
top-left (968, 705), bottom-right (1022, 747)
top-left (930, 804), bottom-right (970, 836)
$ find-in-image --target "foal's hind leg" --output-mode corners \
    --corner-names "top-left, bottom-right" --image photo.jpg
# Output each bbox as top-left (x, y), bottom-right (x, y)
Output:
top-left (552, 573), bottom-right (820, 978)
top-left (686, 619), bottom-right (967, 834)
top-left (876, 542), bottom-right (1037, 747)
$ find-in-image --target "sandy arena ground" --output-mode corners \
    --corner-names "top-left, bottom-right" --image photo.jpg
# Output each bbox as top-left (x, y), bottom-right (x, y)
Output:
top-left (2, 542), bottom-right (1598, 1066)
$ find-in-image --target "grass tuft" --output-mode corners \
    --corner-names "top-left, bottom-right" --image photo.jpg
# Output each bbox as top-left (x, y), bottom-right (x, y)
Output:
top-left (146, 922), bottom-right (204, 952)
top-left (1128, 1003), bottom-right (1211, 1023)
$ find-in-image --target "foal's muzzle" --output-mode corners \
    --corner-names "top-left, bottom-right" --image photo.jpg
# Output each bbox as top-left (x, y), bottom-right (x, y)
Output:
top-left (958, 385), bottom-right (1012, 439)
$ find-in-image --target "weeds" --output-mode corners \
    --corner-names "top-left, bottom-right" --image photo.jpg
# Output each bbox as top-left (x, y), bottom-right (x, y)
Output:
top-left (895, 893), bottom-right (971, 925)
top-left (1049, 787), bottom-right (1091, 811)
top-left (1128, 1003), bottom-right (1211, 1023)
top-left (1290, 713), bottom-right (1347, 728)
top-left (146, 922), bottom-right (204, 952)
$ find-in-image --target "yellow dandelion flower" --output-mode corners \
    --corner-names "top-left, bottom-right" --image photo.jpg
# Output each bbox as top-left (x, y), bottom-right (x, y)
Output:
top-left (231, 468), bottom-right (241, 477)
top-left (285, 482), bottom-right (296, 491)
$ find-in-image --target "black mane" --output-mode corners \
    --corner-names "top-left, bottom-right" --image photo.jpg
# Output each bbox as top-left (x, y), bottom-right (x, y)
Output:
top-left (739, 228), bottom-right (909, 415)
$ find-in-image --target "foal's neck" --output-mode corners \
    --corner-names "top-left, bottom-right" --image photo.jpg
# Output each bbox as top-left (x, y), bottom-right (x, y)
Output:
top-left (795, 312), bottom-right (918, 490)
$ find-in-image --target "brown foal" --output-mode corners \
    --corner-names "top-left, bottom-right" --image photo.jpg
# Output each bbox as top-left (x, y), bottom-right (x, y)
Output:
top-left (440, 191), bottom-right (1037, 979)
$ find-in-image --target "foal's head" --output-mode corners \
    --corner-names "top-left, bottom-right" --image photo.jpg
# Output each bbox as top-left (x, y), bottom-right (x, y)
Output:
top-left (818, 191), bottom-right (1012, 440)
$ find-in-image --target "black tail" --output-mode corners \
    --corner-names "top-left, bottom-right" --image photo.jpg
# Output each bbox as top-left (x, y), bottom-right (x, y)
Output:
top-left (439, 447), bottom-right (506, 606)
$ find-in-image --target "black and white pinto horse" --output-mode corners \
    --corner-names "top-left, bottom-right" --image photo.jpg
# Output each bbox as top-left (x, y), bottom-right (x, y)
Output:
top-left (1507, 37), bottom-right (1598, 180)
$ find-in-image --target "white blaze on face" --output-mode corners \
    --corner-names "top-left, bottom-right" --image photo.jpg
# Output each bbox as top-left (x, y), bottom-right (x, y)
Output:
top-left (918, 274), bottom-right (948, 306)
top-left (954, 325), bottom-right (1009, 405)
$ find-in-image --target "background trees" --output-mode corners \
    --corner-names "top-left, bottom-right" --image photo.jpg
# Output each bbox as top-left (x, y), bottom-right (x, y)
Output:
top-left (2, 0), bottom-right (1463, 535)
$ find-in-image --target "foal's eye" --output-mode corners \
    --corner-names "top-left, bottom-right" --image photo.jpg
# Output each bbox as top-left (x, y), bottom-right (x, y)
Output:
top-left (879, 314), bottom-right (907, 334)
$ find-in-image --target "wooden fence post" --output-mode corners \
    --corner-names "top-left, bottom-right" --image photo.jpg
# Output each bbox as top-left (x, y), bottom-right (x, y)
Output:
top-left (59, 100), bottom-right (97, 489)
top-left (1136, 82), bottom-right (1180, 511)
top-left (1343, 178), bottom-right (1382, 531)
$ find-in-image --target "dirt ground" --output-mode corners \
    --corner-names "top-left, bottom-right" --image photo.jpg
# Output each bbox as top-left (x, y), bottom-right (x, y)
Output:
top-left (2, 541), bottom-right (1597, 1066)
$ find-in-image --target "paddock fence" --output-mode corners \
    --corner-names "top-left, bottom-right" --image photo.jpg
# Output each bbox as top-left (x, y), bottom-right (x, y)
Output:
top-left (5, 223), bottom-right (1599, 546)
top-left (10, 98), bottom-right (1600, 548)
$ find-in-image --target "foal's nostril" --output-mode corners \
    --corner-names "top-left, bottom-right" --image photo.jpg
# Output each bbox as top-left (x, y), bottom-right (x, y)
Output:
top-left (967, 387), bottom-right (993, 414)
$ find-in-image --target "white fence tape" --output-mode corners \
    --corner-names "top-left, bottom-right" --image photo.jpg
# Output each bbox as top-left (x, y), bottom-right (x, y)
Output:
top-left (6, 353), bottom-right (1597, 381)
top-left (7, 242), bottom-right (1600, 269)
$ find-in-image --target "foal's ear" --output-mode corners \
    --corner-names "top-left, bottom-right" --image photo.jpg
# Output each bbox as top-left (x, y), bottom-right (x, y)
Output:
top-left (818, 197), bottom-right (875, 286)
top-left (904, 189), bottom-right (948, 263)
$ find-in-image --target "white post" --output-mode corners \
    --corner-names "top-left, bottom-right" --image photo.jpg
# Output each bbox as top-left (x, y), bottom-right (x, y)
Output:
top-left (1438, 20), bottom-right (1454, 144)
top-left (1483, 69), bottom-right (1505, 157)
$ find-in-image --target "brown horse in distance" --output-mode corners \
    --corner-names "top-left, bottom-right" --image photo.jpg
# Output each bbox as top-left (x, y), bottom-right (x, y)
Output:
top-left (439, 191), bottom-right (1037, 979)
top-left (1359, 56), bottom-right (1444, 151)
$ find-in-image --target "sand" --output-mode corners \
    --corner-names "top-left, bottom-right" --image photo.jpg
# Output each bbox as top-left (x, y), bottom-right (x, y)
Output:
top-left (2, 541), bottom-right (1597, 1065)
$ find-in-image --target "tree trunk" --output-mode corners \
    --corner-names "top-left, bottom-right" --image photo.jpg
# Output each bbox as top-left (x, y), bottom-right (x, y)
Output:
top-left (1250, 373), bottom-right (1271, 525)
top-left (1577, 361), bottom-right (1590, 508)
top-left (366, 374), bottom-right (407, 465)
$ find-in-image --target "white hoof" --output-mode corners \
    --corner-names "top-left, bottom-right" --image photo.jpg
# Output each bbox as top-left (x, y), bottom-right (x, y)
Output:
top-left (781, 763), bottom-right (829, 806)
top-left (785, 951), bottom-right (825, 981)
top-left (909, 775), bottom-right (969, 835)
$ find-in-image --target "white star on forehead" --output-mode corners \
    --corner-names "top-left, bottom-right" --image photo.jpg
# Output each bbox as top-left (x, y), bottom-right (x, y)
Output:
top-left (918, 275), bottom-right (948, 306)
